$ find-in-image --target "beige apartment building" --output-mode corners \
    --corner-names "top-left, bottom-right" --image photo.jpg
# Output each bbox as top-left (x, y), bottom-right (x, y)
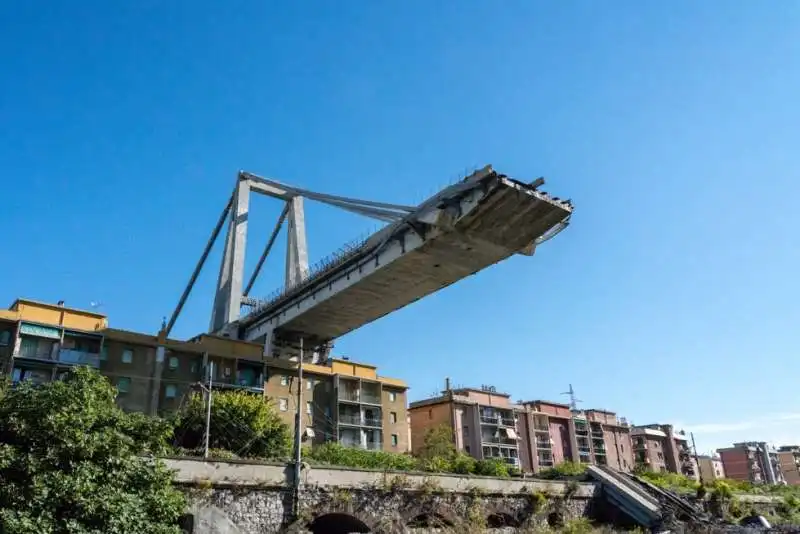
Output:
top-left (697, 455), bottom-right (726, 482)
top-left (409, 383), bottom-right (635, 474)
top-left (777, 446), bottom-right (800, 485)
top-left (0, 298), bottom-right (409, 453)
top-left (631, 424), bottom-right (699, 480)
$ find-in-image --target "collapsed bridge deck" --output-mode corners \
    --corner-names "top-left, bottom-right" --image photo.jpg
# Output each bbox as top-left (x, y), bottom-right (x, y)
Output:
top-left (235, 167), bottom-right (572, 348)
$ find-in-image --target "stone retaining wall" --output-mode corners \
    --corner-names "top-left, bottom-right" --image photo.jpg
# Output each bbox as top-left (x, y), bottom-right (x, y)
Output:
top-left (166, 457), bottom-right (598, 533)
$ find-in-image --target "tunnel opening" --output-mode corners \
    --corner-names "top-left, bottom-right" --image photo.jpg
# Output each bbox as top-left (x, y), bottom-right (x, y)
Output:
top-left (487, 512), bottom-right (521, 528)
top-left (308, 513), bottom-right (371, 534)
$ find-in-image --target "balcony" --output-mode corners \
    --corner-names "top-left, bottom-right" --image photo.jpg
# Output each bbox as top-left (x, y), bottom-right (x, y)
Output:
top-left (534, 425), bottom-right (550, 433)
top-left (536, 440), bottom-right (552, 449)
top-left (338, 389), bottom-right (381, 405)
top-left (480, 415), bottom-right (516, 427)
top-left (338, 413), bottom-right (382, 428)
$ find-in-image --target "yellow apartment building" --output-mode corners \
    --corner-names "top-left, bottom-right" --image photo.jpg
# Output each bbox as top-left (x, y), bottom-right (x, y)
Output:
top-left (0, 298), bottom-right (409, 453)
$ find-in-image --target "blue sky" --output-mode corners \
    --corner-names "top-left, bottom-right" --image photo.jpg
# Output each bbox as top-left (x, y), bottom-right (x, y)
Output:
top-left (1, 1), bottom-right (798, 453)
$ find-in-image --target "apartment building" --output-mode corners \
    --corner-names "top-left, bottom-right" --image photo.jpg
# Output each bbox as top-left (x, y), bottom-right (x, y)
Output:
top-left (717, 442), bottom-right (784, 485)
top-left (0, 298), bottom-right (409, 453)
top-left (409, 383), bottom-right (638, 474)
top-left (777, 446), bottom-right (800, 485)
top-left (697, 455), bottom-right (726, 482)
top-left (631, 424), bottom-right (699, 480)
top-left (516, 400), bottom-right (573, 471)
top-left (409, 384), bottom-right (522, 469)
top-left (263, 356), bottom-right (409, 452)
top-left (515, 402), bottom-right (634, 473)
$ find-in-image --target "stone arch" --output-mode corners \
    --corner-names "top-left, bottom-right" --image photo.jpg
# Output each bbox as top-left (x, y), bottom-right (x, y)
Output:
top-left (487, 512), bottom-right (521, 528)
top-left (308, 513), bottom-right (371, 534)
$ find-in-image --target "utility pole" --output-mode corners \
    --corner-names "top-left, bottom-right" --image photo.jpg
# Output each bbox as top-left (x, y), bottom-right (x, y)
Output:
top-left (203, 362), bottom-right (214, 459)
top-left (292, 338), bottom-right (304, 517)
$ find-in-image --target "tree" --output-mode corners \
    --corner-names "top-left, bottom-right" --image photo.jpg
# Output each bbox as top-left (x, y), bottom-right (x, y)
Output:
top-left (0, 367), bottom-right (185, 534)
top-left (416, 424), bottom-right (457, 461)
top-left (172, 389), bottom-right (291, 459)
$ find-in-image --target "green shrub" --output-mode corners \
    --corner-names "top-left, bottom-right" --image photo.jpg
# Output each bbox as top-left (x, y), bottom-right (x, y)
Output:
top-left (474, 458), bottom-right (510, 477)
top-left (450, 452), bottom-right (477, 474)
top-left (539, 460), bottom-right (588, 479)
top-left (305, 442), bottom-right (417, 471)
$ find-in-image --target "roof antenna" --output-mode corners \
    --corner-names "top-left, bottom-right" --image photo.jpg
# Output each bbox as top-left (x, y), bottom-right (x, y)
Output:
top-left (561, 384), bottom-right (582, 411)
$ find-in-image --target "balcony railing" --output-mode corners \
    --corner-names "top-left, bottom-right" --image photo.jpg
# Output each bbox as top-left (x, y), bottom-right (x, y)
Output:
top-left (536, 441), bottom-right (552, 449)
top-left (338, 414), bottom-right (382, 427)
top-left (482, 436), bottom-right (517, 446)
top-left (340, 439), bottom-right (383, 451)
top-left (534, 425), bottom-right (550, 432)
top-left (58, 349), bottom-right (101, 368)
top-left (338, 390), bottom-right (381, 405)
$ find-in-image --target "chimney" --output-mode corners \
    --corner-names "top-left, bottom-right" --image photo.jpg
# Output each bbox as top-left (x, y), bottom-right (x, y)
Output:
top-left (445, 377), bottom-right (451, 392)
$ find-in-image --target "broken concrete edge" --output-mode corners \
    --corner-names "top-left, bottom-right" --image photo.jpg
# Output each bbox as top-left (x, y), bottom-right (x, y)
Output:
top-left (161, 456), bottom-right (598, 498)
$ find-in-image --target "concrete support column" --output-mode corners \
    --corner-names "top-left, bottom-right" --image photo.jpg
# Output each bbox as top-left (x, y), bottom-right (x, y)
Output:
top-left (285, 196), bottom-right (309, 288)
top-left (210, 178), bottom-right (251, 332)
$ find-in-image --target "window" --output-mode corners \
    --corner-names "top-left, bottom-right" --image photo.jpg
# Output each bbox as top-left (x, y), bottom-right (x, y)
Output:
top-left (168, 357), bottom-right (179, 370)
top-left (306, 401), bottom-right (312, 414)
top-left (223, 366), bottom-right (231, 377)
top-left (306, 378), bottom-right (313, 390)
top-left (0, 331), bottom-right (10, 346)
top-left (11, 368), bottom-right (21, 383)
top-left (620, 444), bottom-right (624, 452)
top-left (390, 412), bottom-right (397, 424)
top-left (391, 434), bottom-right (398, 447)
top-left (465, 445), bottom-right (471, 454)
top-left (389, 392), bottom-right (396, 402)
top-left (657, 452), bottom-right (664, 460)
top-left (279, 398), bottom-right (289, 412)
top-left (280, 375), bottom-right (288, 386)
top-left (117, 377), bottom-right (131, 393)
top-left (325, 406), bottom-right (331, 417)
top-left (463, 425), bottom-right (469, 437)
top-left (99, 346), bottom-right (108, 361)
top-left (190, 361), bottom-right (198, 373)
top-left (165, 385), bottom-right (177, 398)
top-left (121, 349), bottom-right (133, 364)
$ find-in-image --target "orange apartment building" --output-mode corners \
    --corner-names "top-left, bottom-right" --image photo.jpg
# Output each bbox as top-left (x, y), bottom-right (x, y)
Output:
top-left (717, 442), bottom-right (784, 485)
top-left (0, 298), bottom-right (410, 453)
top-left (630, 424), bottom-right (699, 479)
top-left (777, 446), bottom-right (800, 485)
top-left (409, 384), bottom-right (523, 468)
top-left (409, 383), bottom-right (635, 474)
